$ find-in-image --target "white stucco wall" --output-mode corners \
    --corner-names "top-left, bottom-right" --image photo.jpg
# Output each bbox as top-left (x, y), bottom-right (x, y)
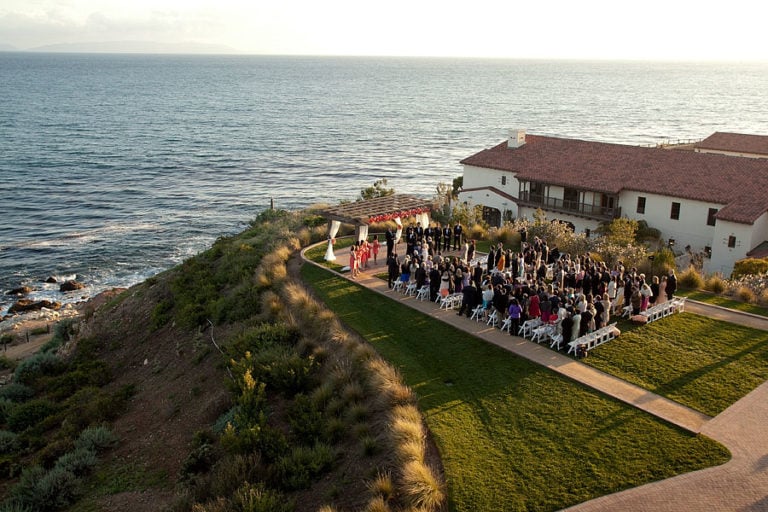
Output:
top-left (461, 164), bottom-right (519, 195)
top-left (619, 190), bottom-right (724, 252)
top-left (706, 221), bottom-right (755, 276)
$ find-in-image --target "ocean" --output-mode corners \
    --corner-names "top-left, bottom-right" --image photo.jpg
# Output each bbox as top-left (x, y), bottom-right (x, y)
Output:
top-left (1, 53), bottom-right (767, 316)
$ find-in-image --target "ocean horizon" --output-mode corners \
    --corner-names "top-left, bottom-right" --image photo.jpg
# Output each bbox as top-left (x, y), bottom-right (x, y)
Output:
top-left (2, 53), bottom-right (767, 316)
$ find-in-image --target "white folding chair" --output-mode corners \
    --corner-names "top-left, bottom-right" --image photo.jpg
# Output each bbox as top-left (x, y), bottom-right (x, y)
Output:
top-left (486, 309), bottom-right (499, 327)
top-left (415, 285), bottom-right (429, 301)
top-left (470, 305), bottom-right (485, 322)
top-left (500, 317), bottom-right (512, 333)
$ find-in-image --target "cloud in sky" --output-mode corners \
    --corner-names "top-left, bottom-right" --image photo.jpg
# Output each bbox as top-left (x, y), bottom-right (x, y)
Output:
top-left (1, 0), bottom-right (767, 60)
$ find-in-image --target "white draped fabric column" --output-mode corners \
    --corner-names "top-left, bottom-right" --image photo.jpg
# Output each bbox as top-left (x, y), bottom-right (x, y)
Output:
top-left (394, 217), bottom-right (403, 245)
top-left (358, 224), bottom-right (369, 242)
top-left (417, 212), bottom-right (431, 231)
top-left (324, 220), bottom-right (341, 261)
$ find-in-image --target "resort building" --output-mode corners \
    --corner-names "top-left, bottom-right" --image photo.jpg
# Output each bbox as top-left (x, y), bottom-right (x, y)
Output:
top-left (457, 130), bottom-right (768, 276)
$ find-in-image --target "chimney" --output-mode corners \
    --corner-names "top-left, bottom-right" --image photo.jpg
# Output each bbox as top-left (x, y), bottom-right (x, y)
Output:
top-left (508, 129), bottom-right (526, 149)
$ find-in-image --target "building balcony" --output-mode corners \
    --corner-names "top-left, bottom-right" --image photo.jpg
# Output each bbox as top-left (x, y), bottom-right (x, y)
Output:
top-left (518, 191), bottom-right (622, 221)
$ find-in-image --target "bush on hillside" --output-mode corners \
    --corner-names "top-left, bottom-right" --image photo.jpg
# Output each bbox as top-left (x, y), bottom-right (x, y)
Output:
top-left (74, 425), bottom-right (118, 453)
top-left (6, 399), bottom-right (57, 433)
top-left (13, 352), bottom-right (66, 386)
top-left (0, 430), bottom-right (19, 455)
top-left (0, 384), bottom-right (35, 404)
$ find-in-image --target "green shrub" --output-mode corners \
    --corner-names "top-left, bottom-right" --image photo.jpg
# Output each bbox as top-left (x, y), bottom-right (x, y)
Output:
top-left (0, 356), bottom-right (18, 371)
top-left (13, 352), bottom-right (66, 386)
top-left (39, 360), bottom-right (112, 400)
top-left (213, 407), bottom-right (238, 434)
top-left (272, 443), bottom-right (336, 491)
top-left (0, 430), bottom-right (19, 454)
top-left (678, 266), bottom-right (704, 290)
top-left (39, 318), bottom-right (78, 354)
top-left (233, 482), bottom-right (294, 512)
top-left (0, 399), bottom-right (15, 425)
top-left (74, 425), bottom-right (118, 453)
top-left (287, 394), bottom-right (325, 445)
top-left (181, 443), bottom-right (217, 481)
top-left (732, 257), bottom-right (768, 278)
top-left (250, 346), bottom-right (317, 397)
top-left (228, 324), bottom-right (302, 355)
top-left (0, 383), bottom-right (35, 403)
top-left (6, 399), bottom-right (57, 432)
top-left (54, 447), bottom-right (97, 475)
top-left (30, 465), bottom-right (80, 510)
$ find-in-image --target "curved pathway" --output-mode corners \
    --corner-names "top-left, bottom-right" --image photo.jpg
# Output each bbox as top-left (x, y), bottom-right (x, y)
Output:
top-left (301, 248), bottom-right (768, 511)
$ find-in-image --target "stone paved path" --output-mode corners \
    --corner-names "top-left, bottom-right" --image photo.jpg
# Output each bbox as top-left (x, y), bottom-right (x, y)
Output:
top-left (302, 251), bottom-right (768, 511)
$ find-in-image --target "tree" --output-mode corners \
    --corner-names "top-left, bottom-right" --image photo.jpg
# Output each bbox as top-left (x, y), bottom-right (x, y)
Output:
top-left (359, 179), bottom-right (394, 200)
top-left (598, 218), bottom-right (638, 247)
top-left (451, 176), bottom-right (463, 197)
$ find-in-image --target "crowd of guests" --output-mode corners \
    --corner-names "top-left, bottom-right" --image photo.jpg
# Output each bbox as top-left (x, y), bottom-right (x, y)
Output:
top-left (372, 223), bottom-right (678, 351)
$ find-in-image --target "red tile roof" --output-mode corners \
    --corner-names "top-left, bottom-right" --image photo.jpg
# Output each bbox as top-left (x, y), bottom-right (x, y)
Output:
top-left (460, 134), bottom-right (768, 224)
top-left (695, 132), bottom-right (768, 157)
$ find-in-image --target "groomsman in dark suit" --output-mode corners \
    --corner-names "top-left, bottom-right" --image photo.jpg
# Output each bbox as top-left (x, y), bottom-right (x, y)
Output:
top-left (442, 225), bottom-right (452, 252)
top-left (453, 223), bottom-right (463, 250)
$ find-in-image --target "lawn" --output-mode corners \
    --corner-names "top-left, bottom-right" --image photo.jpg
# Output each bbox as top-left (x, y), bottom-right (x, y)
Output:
top-left (677, 289), bottom-right (768, 318)
top-left (583, 314), bottom-right (768, 416)
top-left (300, 263), bottom-right (729, 512)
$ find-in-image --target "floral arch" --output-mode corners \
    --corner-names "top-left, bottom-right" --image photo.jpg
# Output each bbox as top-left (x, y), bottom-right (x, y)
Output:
top-left (319, 194), bottom-right (432, 261)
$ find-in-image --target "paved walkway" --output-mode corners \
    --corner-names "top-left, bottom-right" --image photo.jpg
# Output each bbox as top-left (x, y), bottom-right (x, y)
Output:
top-left (302, 249), bottom-right (768, 511)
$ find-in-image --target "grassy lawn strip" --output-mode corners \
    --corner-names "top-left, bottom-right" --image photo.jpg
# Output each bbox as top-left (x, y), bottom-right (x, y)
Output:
top-left (677, 289), bottom-right (768, 318)
top-left (301, 264), bottom-right (729, 512)
top-left (583, 314), bottom-right (768, 417)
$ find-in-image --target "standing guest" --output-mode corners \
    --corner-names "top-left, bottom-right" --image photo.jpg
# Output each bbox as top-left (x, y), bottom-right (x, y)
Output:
top-left (570, 310), bottom-right (582, 342)
top-left (359, 239), bottom-right (369, 269)
top-left (429, 265), bottom-right (441, 301)
top-left (415, 262), bottom-right (427, 290)
top-left (487, 246), bottom-right (496, 273)
top-left (630, 286), bottom-right (642, 316)
top-left (434, 224), bottom-right (442, 255)
top-left (507, 298), bottom-right (522, 335)
top-left (387, 253), bottom-right (399, 289)
top-left (350, 245), bottom-right (359, 279)
top-left (457, 281), bottom-right (478, 317)
top-left (442, 224), bottom-right (452, 252)
top-left (385, 227), bottom-right (395, 259)
top-left (640, 281), bottom-right (652, 311)
top-left (467, 239), bottom-right (476, 263)
top-left (666, 269), bottom-right (677, 300)
top-left (560, 310), bottom-right (574, 350)
top-left (453, 223), bottom-right (463, 250)
top-left (371, 235), bottom-right (380, 265)
top-left (658, 276), bottom-right (668, 304)
top-left (650, 275), bottom-right (660, 306)
top-left (528, 293), bottom-right (541, 319)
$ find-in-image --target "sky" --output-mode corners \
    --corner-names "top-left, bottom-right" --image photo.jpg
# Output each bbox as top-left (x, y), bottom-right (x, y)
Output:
top-left (1, 0), bottom-right (767, 61)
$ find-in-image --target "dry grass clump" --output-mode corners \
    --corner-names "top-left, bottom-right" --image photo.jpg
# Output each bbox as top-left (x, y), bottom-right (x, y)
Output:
top-left (760, 288), bottom-right (768, 305)
top-left (317, 506), bottom-right (338, 512)
top-left (390, 406), bottom-right (424, 449)
top-left (367, 471), bottom-right (395, 501)
top-left (364, 495), bottom-right (392, 512)
top-left (367, 358), bottom-right (416, 408)
top-left (678, 266), bottom-right (705, 289)
top-left (342, 381), bottom-right (366, 404)
top-left (704, 274), bottom-right (726, 294)
top-left (736, 286), bottom-right (756, 303)
top-left (260, 290), bottom-right (284, 318)
top-left (400, 460), bottom-right (445, 510)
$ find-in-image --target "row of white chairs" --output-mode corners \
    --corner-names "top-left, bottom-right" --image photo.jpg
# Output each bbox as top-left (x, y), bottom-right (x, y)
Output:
top-left (567, 323), bottom-right (619, 355)
top-left (641, 297), bottom-right (686, 323)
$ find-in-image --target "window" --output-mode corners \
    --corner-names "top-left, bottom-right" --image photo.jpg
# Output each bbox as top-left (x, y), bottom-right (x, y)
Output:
top-left (707, 208), bottom-right (718, 226)
top-left (670, 202), bottom-right (680, 220)
top-left (728, 235), bottom-right (736, 248)
top-left (636, 196), bottom-right (646, 214)
top-left (501, 175), bottom-right (507, 186)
